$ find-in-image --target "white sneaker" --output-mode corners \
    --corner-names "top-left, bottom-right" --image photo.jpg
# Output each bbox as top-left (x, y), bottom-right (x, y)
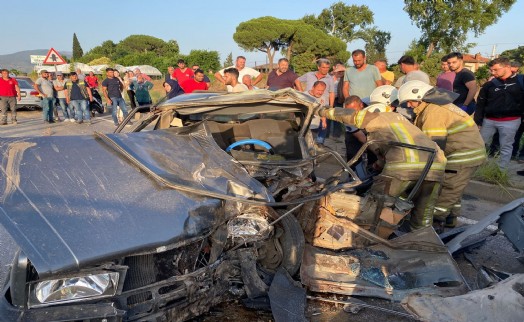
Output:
top-left (70, 119), bottom-right (75, 123)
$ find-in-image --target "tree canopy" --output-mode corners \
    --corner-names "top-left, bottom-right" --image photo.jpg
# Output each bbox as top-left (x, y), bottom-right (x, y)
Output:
top-left (233, 17), bottom-right (349, 73)
top-left (233, 17), bottom-right (296, 69)
top-left (500, 46), bottom-right (524, 64)
top-left (72, 33), bottom-right (83, 60)
top-left (75, 35), bottom-right (219, 74)
top-left (302, 2), bottom-right (374, 42)
top-left (403, 0), bottom-right (516, 57)
top-left (302, 2), bottom-right (391, 65)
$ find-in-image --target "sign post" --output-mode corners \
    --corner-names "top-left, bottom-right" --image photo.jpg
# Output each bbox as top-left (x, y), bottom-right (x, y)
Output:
top-left (42, 48), bottom-right (67, 75)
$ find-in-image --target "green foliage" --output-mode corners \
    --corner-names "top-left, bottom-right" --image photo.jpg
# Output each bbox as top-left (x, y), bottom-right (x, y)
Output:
top-left (290, 52), bottom-right (317, 75)
top-left (87, 57), bottom-right (112, 66)
top-left (358, 27), bottom-right (391, 63)
top-left (475, 65), bottom-right (491, 83)
top-left (234, 16), bottom-right (298, 68)
top-left (474, 157), bottom-right (510, 186)
top-left (118, 35), bottom-right (179, 56)
top-left (185, 50), bottom-right (220, 72)
top-left (402, 40), bottom-right (448, 79)
top-left (304, 2), bottom-right (374, 42)
top-left (500, 46), bottom-right (524, 64)
top-left (302, 2), bottom-right (389, 66)
top-left (403, 0), bottom-right (516, 57)
top-left (9, 69), bottom-right (21, 75)
top-left (223, 52), bottom-right (233, 68)
top-left (289, 22), bottom-right (350, 70)
top-left (72, 33), bottom-right (83, 60)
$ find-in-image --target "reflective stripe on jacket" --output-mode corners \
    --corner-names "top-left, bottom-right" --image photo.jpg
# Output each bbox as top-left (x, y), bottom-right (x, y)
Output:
top-left (65, 80), bottom-right (89, 99)
top-left (323, 109), bottom-right (446, 182)
top-left (413, 102), bottom-right (486, 170)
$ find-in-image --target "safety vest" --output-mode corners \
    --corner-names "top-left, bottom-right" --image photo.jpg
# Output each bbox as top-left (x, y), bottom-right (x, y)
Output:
top-left (65, 80), bottom-right (89, 99)
top-left (413, 102), bottom-right (486, 170)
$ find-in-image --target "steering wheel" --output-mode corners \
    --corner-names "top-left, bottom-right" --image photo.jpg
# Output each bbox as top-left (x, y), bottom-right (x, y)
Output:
top-left (226, 139), bottom-right (274, 154)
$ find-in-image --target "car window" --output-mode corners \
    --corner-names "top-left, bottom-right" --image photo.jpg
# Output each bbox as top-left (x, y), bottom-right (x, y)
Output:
top-left (16, 79), bottom-right (31, 88)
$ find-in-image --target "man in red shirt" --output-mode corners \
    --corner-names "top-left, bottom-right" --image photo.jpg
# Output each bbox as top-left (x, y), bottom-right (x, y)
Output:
top-left (172, 59), bottom-right (194, 84)
top-left (0, 69), bottom-right (21, 125)
top-left (181, 69), bottom-right (208, 93)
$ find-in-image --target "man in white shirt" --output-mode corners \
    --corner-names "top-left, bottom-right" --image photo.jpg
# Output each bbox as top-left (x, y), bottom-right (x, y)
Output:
top-left (215, 56), bottom-right (263, 91)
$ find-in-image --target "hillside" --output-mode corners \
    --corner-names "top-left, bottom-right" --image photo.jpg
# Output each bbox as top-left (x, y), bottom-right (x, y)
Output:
top-left (0, 49), bottom-right (71, 73)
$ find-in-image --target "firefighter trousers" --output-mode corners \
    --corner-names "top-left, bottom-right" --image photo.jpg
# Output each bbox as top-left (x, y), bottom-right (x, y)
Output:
top-left (433, 166), bottom-right (479, 222)
top-left (381, 178), bottom-right (441, 231)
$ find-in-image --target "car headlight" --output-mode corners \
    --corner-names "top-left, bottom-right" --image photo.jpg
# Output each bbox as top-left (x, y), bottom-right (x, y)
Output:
top-left (28, 272), bottom-right (119, 308)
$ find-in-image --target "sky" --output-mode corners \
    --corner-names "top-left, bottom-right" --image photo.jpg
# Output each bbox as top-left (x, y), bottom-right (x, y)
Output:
top-left (2, 0), bottom-right (523, 67)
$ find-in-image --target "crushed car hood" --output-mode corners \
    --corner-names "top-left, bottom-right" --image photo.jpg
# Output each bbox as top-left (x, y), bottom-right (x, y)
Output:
top-left (0, 125), bottom-right (272, 277)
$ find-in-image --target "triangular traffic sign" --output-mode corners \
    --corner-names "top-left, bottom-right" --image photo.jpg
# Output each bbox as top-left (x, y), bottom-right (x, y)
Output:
top-left (43, 48), bottom-right (67, 65)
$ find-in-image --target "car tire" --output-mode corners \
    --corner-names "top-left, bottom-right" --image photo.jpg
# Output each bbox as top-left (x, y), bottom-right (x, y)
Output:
top-left (258, 208), bottom-right (304, 277)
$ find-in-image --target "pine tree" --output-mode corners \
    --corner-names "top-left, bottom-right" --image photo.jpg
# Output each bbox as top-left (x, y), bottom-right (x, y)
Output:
top-left (223, 52), bottom-right (233, 68)
top-left (72, 33), bottom-right (84, 60)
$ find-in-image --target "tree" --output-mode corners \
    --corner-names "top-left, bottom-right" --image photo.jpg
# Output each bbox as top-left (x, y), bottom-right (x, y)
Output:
top-left (288, 23), bottom-right (350, 74)
top-left (185, 50), bottom-right (220, 73)
top-left (72, 33), bottom-right (83, 60)
top-left (302, 2), bottom-right (374, 42)
top-left (302, 2), bottom-right (390, 64)
top-left (223, 52), bottom-right (233, 68)
top-left (403, 0), bottom-right (516, 57)
top-left (358, 27), bottom-right (391, 63)
top-left (500, 46), bottom-right (524, 64)
top-left (233, 17), bottom-right (296, 70)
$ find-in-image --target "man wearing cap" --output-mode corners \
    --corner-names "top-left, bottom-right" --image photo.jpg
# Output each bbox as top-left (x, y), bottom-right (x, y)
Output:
top-left (0, 69), bottom-right (21, 125)
top-left (102, 68), bottom-right (128, 126)
top-left (172, 59), bottom-right (193, 85)
top-left (53, 72), bottom-right (73, 122)
top-left (34, 70), bottom-right (56, 123)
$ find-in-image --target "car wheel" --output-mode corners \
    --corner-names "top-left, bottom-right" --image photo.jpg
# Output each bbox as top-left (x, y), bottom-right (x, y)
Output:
top-left (257, 207), bottom-right (304, 276)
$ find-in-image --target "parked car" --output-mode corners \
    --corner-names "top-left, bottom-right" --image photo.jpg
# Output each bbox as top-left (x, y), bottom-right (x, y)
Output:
top-left (0, 89), bottom-right (358, 321)
top-left (15, 77), bottom-right (41, 110)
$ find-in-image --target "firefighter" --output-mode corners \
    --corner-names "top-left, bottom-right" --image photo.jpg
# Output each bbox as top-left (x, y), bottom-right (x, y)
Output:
top-left (398, 80), bottom-right (486, 231)
top-left (315, 104), bottom-right (447, 231)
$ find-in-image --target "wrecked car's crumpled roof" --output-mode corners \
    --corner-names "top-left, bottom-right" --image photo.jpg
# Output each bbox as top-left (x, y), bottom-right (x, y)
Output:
top-left (157, 88), bottom-right (319, 115)
top-left (0, 125), bottom-right (272, 277)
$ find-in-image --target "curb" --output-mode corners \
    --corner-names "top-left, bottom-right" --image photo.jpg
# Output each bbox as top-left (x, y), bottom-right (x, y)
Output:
top-left (464, 180), bottom-right (524, 204)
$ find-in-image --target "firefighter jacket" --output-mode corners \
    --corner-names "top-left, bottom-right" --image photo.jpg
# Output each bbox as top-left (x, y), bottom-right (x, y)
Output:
top-left (65, 80), bottom-right (90, 100)
top-left (318, 108), bottom-right (446, 182)
top-left (413, 102), bottom-right (486, 170)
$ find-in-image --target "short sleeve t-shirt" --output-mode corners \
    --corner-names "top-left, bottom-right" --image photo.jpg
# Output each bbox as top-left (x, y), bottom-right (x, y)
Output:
top-left (453, 69), bottom-right (476, 105)
top-left (35, 77), bottom-right (54, 97)
top-left (267, 69), bottom-right (298, 90)
top-left (181, 79), bottom-right (207, 93)
top-left (219, 66), bottom-right (261, 92)
top-left (0, 77), bottom-right (18, 96)
top-left (436, 72), bottom-right (456, 91)
top-left (102, 77), bottom-right (123, 98)
top-left (173, 68), bottom-right (194, 84)
top-left (53, 79), bottom-right (67, 98)
top-left (344, 65), bottom-right (381, 98)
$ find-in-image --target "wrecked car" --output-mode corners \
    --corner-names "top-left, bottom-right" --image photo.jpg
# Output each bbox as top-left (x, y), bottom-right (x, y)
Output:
top-left (0, 88), bottom-right (477, 321)
top-left (0, 89), bottom-right (363, 321)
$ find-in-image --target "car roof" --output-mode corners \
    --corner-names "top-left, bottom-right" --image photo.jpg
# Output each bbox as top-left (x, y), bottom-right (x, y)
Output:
top-left (158, 88), bottom-right (318, 116)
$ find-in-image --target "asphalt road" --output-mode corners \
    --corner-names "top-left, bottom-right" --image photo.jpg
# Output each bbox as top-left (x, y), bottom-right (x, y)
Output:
top-left (0, 110), bottom-right (521, 321)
